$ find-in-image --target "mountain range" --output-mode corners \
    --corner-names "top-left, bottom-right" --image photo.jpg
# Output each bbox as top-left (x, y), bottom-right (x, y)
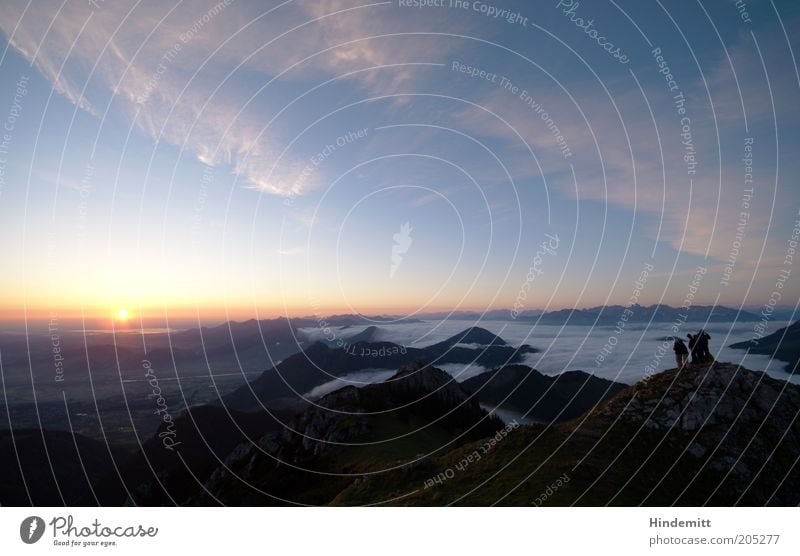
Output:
top-left (2, 325), bottom-right (799, 506)
top-left (222, 327), bottom-right (537, 411)
top-left (517, 304), bottom-right (760, 325)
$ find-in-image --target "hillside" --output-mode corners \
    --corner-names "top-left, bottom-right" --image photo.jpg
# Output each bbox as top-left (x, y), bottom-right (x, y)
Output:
top-left (334, 362), bottom-right (800, 506)
top-left (730, 320), bottom-right (800, 373)
top-left (194, 364), bottom-right (504, 505)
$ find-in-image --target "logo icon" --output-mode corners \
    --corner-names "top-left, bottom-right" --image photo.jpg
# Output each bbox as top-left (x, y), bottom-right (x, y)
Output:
top-left (20, 516), bottom-right (45, 544)
top-left (390, 222), bottom-right (413, 278)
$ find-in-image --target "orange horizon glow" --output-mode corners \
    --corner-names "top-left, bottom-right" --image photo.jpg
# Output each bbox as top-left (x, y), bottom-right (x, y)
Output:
top-left (0, 302), bottom-right (547, 323)
top-left (0, 298), bottom-right (735, 324)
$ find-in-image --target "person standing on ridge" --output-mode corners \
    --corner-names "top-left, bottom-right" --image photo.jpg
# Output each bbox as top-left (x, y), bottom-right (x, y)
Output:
top-left (687, 333), bottom-right (699, 365)
top-left (673, 337), bottom-right (689, 368)
top-left (697, 330), bottom-right (711, 363)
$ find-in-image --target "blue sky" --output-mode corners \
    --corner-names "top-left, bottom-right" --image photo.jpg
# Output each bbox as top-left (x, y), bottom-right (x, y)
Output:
top-left (0, 0), bottom-right (798, 320)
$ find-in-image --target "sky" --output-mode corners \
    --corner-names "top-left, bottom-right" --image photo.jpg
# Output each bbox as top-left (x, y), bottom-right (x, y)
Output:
top-left (0, 0), bottom-right (798, 322)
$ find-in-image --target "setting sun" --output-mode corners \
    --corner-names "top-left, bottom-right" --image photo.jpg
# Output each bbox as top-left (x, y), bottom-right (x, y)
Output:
top-left (115, 309), bottom-right (129, 321)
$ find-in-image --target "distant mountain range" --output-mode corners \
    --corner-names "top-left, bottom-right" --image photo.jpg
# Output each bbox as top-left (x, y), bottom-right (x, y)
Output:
top-left (222, 327), bottom-right (537, 411)
top-left (410, 304), bottom-right (760, 323)
top-left (515, 304), bottom-right (760, 325)
top-left (0, 305), bottom-right (761, 380)
top-left (3, 326), bottom-right (799, 506)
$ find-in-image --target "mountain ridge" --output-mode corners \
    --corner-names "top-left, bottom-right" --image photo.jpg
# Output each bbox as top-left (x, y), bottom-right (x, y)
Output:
top-left (222, 327), bottom-right (537, 411)
top-left (730, 320), bottom-right (800, 373)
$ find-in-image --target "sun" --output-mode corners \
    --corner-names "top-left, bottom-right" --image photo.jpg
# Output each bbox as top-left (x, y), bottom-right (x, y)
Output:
top-left (115, 309), bottom-right (130, 321)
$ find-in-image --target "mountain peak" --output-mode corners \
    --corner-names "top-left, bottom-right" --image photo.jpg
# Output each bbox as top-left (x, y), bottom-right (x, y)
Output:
top-left (593, 361), bottom-right (799, 432)
top-left (441, 327), bottom-right (507, 347)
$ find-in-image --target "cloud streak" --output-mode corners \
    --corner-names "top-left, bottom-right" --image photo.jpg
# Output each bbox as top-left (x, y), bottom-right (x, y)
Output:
top-left (0, 0), bottom-right (460, 196)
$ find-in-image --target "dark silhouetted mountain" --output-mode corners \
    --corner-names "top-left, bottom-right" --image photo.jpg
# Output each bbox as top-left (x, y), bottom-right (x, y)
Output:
top-left (193, 364), bottom-right (502, 505)
top-left (343, 325), bottom-right (383, 344)
top-left (10, 360), bottom-right (800, 506)
top-left (0, 429), bottom-right (127, 506)
top-left (111, 404), bottom-right (293, 506)
top-left (520, 304), bottom-right (759, 325)
top-left (461, 365), bottom-right (627, 422)
top-left (336, 362), bottom-right (800, 506)
top-left (434, 326), bottom-right (507, 347)
top-left (164, 317), bottom-right (304, 367)
top-left (730, 320), bottom-right (800, 372)
top-left (222, 329), bottom-right (537, 410)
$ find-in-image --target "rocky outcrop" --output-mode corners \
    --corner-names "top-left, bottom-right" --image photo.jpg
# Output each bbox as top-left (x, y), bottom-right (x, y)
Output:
top-left (583, 362), bottom-right (800, 503)
top-left (597, 362), bottom-right (800, 432)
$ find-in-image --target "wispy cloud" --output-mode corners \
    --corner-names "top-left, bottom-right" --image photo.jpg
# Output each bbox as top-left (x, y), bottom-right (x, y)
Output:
top-left (276, 247), bottom-right (304, 256)
top-left (450, 25), bottom-right (799, 263)
top-left (0, 0), bottom-right (459, 196)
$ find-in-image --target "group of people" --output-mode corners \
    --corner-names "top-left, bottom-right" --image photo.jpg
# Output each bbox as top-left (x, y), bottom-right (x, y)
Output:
top-left (673, 330), bottom-right (712, 368)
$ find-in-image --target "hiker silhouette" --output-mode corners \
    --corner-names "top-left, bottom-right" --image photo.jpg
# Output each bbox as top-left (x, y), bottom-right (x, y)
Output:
top-left (687, 333), bottom-right (699, 364)
top-left (696, 330), bottom-right (711, 363)
top-left (673, 338), bottom-right (689, 368)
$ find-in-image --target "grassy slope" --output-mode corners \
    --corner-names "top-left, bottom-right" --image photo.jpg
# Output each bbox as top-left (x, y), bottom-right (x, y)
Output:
top-left (333, 368), bottom-right (800, 506)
